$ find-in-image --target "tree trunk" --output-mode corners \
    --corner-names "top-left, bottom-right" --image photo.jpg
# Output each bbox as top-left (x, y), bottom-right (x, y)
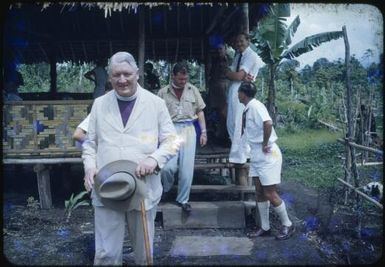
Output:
top-left (138, 7), bottom-right (145, 86)
top-left (267, 63), bottom-right (276, 125)
top-left (242, 3), bottom-right (249, 33)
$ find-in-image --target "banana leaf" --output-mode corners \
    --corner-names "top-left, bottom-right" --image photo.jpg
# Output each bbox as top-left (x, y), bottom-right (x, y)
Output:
top-left (282, 31), bottom-right (344, 60)
top-left (250, 34), bottom-right (275, 65)
top-left (258, 15), bottom-right (287, 53)
top-left (72, 191), bottom-right (89, 205)
top-left (275, 3), bottom-right (291, 17)
top-left (72, 200), bottom-right (90, 210)
top-left (285, 15), bottom-right (300, 47)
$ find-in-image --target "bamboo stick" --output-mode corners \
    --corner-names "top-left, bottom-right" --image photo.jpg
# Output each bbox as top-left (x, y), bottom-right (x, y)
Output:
top-left (194, 163), bottom-right (248, 169)
top-left (195, 153), bottom-right (229, 159)
top-left (337, 178), bottom-right (383, 209)
top-left (318, 119), bottom-right (342, 131)
top-left (140, 201), bottom-right (153, 265)
top-left (337, 138), bottom-right (383, 155)
top-left (356, 162), bottom-right (383, 167)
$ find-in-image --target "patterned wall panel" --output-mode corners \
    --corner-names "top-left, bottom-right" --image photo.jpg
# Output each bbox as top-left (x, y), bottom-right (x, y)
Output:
top-left (3, 100), bottom-right (93, 158)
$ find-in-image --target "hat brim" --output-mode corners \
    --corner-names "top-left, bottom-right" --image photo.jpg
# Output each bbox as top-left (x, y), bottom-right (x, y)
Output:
top-left (94, 160), bottom-right (147, 211)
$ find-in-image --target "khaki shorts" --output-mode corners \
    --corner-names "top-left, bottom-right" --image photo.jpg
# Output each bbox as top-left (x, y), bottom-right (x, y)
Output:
top-left (249, 142), bottom-right (282, 186)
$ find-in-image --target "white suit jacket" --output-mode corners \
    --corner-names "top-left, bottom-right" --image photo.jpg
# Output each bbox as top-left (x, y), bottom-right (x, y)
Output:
top-left (82, 86), bottom-right (178, 211)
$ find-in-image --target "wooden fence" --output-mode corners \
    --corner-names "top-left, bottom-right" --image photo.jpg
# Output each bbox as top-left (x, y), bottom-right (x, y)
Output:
top-left (337, 138), bottom-right (383, 209)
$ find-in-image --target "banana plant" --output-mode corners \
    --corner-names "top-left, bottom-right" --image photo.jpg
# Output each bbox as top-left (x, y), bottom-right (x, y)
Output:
top-left (250, 3), bottom-right (344, 124)
top-left (64, 191), bottom-right (90, 223)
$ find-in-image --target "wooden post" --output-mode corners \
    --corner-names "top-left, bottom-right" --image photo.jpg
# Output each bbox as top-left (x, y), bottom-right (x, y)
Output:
top-left (236, 3), bottom-right (250, 187)
top-left (343, 26), bottom-right (353, 145)
top-left (141, 201), bottom-right (153, 265)
top-left (242, 3), bottom-right (249, 33)
top-left (343, 25), bottom-right (361, 238)
top-left (138, 6), bottom-right (145, 86)
top-left (343, 26), bottom-right (352, 205)
top-left (49, 40), bottom-right (57, 99)
top-left (235, 164), bottom-right (249, 187)
top-left (33, 164), bottom-right (53, 209)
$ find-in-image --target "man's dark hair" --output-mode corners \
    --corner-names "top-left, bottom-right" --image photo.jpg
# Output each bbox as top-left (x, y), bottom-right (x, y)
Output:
top-left (238, 81), bottom-right (257, 98)
top-left (172, 61), bottom-right (189, 75)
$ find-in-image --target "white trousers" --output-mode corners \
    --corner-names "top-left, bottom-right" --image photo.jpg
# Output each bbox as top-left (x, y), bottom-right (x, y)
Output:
top-left (94, 205), bottom-right (157, 265)
top-left (227, 81), bottom-right (250, 163)
top-left (161, 123), bottom-right (196, 204)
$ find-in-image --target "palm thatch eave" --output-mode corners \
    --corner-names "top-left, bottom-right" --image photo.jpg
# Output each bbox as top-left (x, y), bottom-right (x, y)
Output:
top-left (11, 2), bottom-right (234, 17)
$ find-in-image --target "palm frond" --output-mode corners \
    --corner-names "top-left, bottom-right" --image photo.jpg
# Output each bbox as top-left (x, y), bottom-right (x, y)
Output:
top-left (282, 31), bottom-right (344, 60)
top-left (285, 15), bottom-right (300, 47)
top-left (258, 15), bottom-right (287, 52)
top-left (250, 33), bottom-right (275, 65)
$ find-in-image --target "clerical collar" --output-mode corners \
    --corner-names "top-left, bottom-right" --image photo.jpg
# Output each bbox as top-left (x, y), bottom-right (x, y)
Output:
top-left (114, 89), bottom-right (138, 101)
top-left (171, 82), bottom-right (184, 90)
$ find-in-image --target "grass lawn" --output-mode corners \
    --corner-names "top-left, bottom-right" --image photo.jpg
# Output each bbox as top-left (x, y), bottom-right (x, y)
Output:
top-left (276, 128), bottom-right (345, 189)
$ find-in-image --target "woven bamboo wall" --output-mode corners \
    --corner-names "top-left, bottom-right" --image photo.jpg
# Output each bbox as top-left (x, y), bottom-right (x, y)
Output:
top-left (3, 100), bottom-right (93, 158)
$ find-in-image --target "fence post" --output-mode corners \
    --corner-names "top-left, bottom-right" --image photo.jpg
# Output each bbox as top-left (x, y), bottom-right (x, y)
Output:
top-left (33, 164), bottom-right (53, 209)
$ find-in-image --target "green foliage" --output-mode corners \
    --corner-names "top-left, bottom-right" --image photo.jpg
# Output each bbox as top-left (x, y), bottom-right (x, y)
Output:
top-left (26, 196), bottom-right (40, 210)
top-left (64, 191), bottom-right (90, 223)
top-left (249, 3), bottom-right (345, 122)
top-left (18, 63), bottom-right (50, 93)
top-left (277, 128), bottom-right (344, 189)
top-left (57, 62), bottom-right (94, 93)
top-left (277, 97), bottom-right (309, 127)
top-left (187, 61), bottom-right (206, 91)
top-left (258, 53), bottom-right (383, 131)
top-left (18, 61), bottom-right (95, 93)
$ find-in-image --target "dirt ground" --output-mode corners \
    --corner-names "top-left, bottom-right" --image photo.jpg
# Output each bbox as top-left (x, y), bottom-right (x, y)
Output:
top-left (2, 165), bottom-right (383, 265)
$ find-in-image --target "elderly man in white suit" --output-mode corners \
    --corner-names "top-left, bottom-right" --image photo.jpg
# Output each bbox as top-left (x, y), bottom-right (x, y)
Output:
top-left (82, 51), bottom-right (179, 265)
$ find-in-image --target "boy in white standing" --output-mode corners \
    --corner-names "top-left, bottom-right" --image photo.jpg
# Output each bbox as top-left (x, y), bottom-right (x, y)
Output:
top-left (237, 81), bottom-right (295, 240)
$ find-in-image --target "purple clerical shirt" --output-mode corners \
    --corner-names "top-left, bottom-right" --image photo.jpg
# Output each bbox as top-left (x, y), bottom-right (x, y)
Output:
top-left (117, 98), bottom-right (136, 127)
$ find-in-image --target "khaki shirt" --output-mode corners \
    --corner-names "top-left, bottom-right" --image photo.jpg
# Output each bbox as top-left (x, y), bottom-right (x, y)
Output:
top-left (158, 82), bottom-right (206, 122)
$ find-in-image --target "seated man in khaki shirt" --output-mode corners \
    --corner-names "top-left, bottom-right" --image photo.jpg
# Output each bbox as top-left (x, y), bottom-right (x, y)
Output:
top-left (158, 61), bottom-right (207, 212)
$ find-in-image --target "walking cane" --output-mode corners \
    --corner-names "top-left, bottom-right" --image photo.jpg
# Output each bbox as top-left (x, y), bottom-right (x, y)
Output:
top-left (141, 200), bottom-right (153, 265)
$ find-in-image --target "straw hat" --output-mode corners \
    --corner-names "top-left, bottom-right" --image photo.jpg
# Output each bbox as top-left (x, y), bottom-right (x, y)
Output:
top-left (94, 160), bottom-right (147, 211)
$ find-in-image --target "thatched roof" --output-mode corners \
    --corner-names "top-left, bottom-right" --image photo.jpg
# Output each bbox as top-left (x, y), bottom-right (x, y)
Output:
top-left (4, 2), bottom-right (269, 65)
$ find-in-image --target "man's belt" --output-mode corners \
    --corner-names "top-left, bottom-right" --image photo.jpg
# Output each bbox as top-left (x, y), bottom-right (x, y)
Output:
top-left (173, 119), bottom-right (196, 126)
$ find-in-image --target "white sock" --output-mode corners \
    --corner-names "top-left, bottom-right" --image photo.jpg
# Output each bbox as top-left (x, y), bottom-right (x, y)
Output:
top-left (257, 201), bottom-right (270, 231)
top-left (273, 201), bottom-right (292, 227)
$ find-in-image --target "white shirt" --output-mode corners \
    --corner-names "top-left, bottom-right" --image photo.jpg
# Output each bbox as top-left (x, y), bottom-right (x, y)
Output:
top-left (244, 98), bottom-right (278, 145)
top-left (230, 46), bottom-right (259, 78)
top-left (77, 114), bottom-right (90, 132)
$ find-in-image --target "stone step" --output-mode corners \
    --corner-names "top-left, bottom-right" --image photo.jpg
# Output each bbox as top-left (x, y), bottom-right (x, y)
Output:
top-left (170, 184), bottom-right (255, 193)
top-left (158, 201), bottom-right (246, 230)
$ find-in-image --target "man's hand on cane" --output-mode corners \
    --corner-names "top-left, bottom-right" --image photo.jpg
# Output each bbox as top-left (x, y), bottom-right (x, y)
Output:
top-left (136, 157), bottom-right (159, 178)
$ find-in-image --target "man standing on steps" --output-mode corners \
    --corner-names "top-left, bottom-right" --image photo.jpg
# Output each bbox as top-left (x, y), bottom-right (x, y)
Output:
top-left (82, 51), bottom-right (179, 265)
top-left (237, 81), bottom-right (295, 240)
top-left (225, 32), bottom-right (259, 186)
top-left (158, 61), bottom-right (207, 213)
